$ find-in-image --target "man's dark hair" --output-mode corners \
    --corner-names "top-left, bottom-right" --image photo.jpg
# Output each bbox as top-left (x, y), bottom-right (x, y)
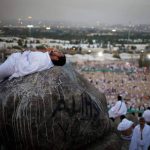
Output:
top-left (118, 95), bottom-right (122, 101)
top-left (138, 112), bottom-right (142, 118)
top-left (120, 115), bottom-right (126, 121)
top-left (147, 107), bottom-right (150, 110)
top-left (52, 55), bottom-right (66, 66)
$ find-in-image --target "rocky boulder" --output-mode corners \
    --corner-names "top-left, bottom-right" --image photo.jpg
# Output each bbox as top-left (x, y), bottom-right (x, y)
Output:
top-left (0, 64), bottom-right (111, 150)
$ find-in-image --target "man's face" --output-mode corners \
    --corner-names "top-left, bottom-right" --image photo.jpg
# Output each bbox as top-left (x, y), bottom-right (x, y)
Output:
top-left (139, 118), bottom-right (145, 128)
top-left (50, 50), bottom-right (64, 60)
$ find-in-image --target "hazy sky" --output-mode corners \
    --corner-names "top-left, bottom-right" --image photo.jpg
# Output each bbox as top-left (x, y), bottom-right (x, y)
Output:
top-left (0, 0), bottom-right (150, 25)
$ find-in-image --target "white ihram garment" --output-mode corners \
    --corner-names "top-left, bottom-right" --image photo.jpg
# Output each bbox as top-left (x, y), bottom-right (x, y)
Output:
top-left (108, 100), bottom-right (127, 118)
top-left (0, 51), bottom-right (54, 82)
top-left (129, 124), bottom-right (150, 150)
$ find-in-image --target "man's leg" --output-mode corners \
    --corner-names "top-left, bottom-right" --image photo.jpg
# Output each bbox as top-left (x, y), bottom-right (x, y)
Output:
top-left (0, 53), bottom-right (20, 82)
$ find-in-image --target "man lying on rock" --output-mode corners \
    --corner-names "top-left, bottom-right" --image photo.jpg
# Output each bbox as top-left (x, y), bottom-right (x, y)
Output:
top-left (0, 49), bottom-right (66, 83)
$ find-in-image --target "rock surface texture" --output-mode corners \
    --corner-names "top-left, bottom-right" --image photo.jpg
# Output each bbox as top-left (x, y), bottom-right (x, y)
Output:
top-left (0, 65), bottom-right (111, 150)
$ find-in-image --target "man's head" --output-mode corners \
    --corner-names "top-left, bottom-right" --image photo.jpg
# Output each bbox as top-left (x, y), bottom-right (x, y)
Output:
top-left (139, 117), bottom-right (145, 129)
top-left (120, 115), bottom-right (126, 121)
top-left (118, 95), bottom-right (122, 101)
top-left (147, 107), bottom-right (150, 110)
top-left (49, 49), bottom-right (66, 66)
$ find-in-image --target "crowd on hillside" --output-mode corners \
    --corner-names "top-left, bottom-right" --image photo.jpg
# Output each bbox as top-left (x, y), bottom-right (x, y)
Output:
top-left (74, 60), bottom-right (150, 113)
top-left (74, 60), bottom-right (150, 149)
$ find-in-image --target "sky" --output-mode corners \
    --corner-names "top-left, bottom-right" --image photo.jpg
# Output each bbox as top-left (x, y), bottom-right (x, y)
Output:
top-left (0, 0), bottom-right (150, 25)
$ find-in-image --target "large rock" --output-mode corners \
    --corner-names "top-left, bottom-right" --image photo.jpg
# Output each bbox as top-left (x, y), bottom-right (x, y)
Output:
top-left (0, 64), bottom-right (111, 150)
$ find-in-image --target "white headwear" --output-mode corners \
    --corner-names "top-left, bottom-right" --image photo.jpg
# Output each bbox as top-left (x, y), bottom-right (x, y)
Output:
top-left (117, 118), bottom-right (133, 131)
top-left (143, 109), bottom-right (150, 122)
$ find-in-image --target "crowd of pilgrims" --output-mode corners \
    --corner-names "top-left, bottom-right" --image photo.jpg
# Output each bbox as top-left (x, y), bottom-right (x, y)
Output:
top-left (74, 59), bottom-right (150, 149)
top-left (75, 60), bottom-right (150, 112)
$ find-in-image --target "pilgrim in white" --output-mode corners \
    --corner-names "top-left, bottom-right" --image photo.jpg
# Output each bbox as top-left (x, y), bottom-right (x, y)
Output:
top-left (129, 117), bottom-right (150, 150)
top-left (0, 49), bottom-right (66, 82)
top-left (142, 107), bottom-right (150, 125)
top-left (117, 117), bottom-right (134, 140)
top-left (108, 95), bottom-right (127, 119)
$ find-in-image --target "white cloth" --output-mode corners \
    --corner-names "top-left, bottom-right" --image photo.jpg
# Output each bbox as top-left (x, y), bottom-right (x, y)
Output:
top-left (0, 51), bottom-right (54, 81)
top-left (129, 124), bottom-right (150, 150)
top-left (143, 110), bottom-right (150, 123)
top-left (0, 53), bottom-right (21, 82)
top-left (117, 118), bottom-right (133, 131)
top-left (108, 100), bottom-right (127, 118)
